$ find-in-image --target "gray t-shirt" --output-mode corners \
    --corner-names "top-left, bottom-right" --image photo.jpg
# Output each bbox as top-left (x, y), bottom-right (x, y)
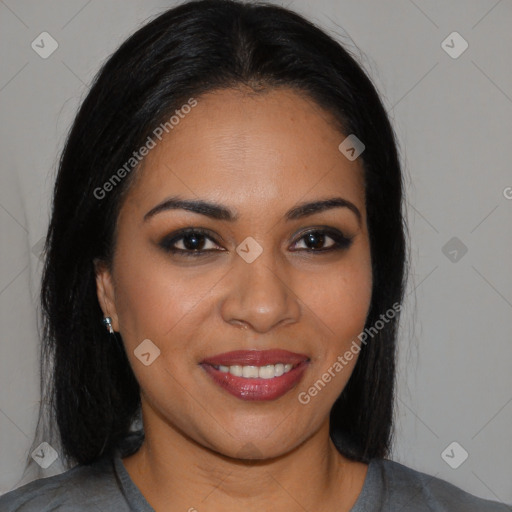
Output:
top-left (1, 434), bottom-right (510, 511)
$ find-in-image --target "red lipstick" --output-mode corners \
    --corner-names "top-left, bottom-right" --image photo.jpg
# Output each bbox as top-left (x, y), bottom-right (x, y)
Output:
top-left (200, 349), bottom-right (310, 401)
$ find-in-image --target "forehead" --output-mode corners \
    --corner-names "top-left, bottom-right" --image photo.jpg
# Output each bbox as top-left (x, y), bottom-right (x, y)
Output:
top-left (122, 87), bottom-right (366, 219)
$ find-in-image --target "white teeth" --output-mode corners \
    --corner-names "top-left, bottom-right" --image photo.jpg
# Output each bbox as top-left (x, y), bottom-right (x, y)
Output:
top-left (213, 363), bottom-right (297, 379)
top-left (229, 365), bottom-right (243, 377)
top-left (242, 366), bottom-right (259, 378)
top-left (274, 363), bottom-right (284, 377)
top-left (258, 365), bottom-right (274, 379)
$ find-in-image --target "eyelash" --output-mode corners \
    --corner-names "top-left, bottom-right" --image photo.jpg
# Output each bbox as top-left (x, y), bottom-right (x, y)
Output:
top-left (159, 227), bottom-right (354, 257)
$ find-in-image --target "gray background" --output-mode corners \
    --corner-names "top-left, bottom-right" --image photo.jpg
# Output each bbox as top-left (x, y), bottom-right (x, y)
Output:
top-left (1, 0), bottom-right (511, 505)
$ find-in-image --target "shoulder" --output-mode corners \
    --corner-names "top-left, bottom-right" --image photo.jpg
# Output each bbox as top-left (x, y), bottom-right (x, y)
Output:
top-left (371, 458), bottom-right (511, 511)
top-left (0, 456), bottom-right (128, 512)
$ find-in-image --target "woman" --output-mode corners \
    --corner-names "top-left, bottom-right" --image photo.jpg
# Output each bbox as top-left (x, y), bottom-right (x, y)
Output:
top-left (0, 0), bottom-right (509, 510)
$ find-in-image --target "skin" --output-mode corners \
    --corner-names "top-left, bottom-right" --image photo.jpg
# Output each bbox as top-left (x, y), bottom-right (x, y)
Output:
top-left (96, 87), bottom-right (373, 512)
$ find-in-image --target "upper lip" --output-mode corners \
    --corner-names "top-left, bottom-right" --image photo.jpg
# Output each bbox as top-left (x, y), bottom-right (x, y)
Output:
top-left (201, 349), bottom-right (309, 367)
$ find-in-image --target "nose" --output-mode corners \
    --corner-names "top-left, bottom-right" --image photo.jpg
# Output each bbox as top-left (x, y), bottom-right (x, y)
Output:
top-left (220, 246), bottom-right (301, 334)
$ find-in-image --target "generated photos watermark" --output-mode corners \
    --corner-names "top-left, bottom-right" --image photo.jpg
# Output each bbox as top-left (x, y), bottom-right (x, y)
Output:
top-left (93, 97), bottom-right (198, 200)
top-left (298, 301), bottom-right (402, 405)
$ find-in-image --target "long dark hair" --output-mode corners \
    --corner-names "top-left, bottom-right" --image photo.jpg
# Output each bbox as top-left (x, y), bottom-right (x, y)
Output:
top-left (34, 0), bottom-right (408, 469)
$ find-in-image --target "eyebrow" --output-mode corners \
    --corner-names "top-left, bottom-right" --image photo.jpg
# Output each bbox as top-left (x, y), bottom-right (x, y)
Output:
top-left (143, 195), bottom-right (362, 225)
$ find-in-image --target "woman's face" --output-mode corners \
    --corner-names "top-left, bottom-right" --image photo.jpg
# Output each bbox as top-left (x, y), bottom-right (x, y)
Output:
top-left (96, 87), bottom-right (372, 458)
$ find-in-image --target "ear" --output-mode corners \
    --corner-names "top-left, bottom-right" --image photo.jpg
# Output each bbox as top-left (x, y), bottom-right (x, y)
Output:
top-left (94, 258), bottom-right (119, 332)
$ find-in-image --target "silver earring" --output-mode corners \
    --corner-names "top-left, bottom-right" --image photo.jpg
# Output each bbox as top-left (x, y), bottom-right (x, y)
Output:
top-left (102, 316), bottom-right (114, 334)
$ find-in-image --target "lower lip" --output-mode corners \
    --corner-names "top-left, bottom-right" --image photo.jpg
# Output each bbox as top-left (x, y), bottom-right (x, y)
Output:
top-left (200, 361), bottom-right (309, 401)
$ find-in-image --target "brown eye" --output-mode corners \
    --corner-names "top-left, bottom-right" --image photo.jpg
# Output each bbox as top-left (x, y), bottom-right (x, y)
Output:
top-left (159, 228), bottom-right (223, 256)
top-left (291, 229), bottom-right (353, 252)
top-left (177, 232), bottom-right (208, 251)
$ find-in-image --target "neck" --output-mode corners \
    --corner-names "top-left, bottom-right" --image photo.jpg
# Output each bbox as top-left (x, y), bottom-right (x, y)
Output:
top-left (122, 404), bottom-right (368, 512)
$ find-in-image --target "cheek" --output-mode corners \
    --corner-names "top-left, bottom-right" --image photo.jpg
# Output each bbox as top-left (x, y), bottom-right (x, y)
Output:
top-left (296, 250), bottom-right (372, 392)
top-left (301, 254), bottom-right (372, 345)
top-left (293, 259), bottom-right (371, 416)
top-left (111, 251), bottom-right (210, 407)
top-left (112, 242), bottom-right (221, 347)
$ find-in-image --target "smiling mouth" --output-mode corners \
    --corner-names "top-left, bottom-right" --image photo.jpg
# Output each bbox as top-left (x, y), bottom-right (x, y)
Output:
top-left (200, 349), bottom-right (310, 401)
